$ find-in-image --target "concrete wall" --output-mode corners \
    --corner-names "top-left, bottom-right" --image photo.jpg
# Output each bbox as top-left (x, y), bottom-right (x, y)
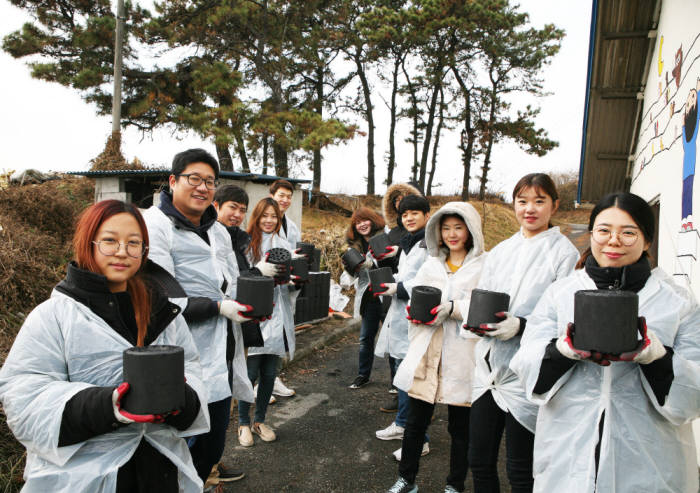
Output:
top-left (629, 0), bottom-right (700, 461)
top-left (94, 176), bottom-right (131, 203)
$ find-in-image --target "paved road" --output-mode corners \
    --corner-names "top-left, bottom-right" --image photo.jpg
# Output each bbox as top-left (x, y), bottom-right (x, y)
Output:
top-left (218, 328), bottom-right (507, 492)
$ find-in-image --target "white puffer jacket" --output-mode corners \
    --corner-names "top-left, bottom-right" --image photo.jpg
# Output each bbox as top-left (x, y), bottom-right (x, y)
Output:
top-left (394, 202), bottom-right (486, 405)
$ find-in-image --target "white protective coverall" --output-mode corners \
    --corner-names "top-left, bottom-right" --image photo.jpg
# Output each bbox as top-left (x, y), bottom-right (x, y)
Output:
top-left (247, 232), bottom-right (300, 359)
top-left (279, 215), bottom-right (301, 251)
top-left (471, 226), bottom-right (578, 432)
top-left (375, 234), bottom-right (429, 360)
top-left (394, 202), bottom-right (486, 405)
top-left (143, 206), bottom-right (253, 404)
top-left (0, 292), bottom-right (209, 493)
top-left (510, 268), bottom-right (700, 492)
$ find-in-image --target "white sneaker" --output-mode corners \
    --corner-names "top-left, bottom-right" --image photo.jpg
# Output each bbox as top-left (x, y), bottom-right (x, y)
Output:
top-left (253, 384), bottom-right (277, 404)
top-left (376, 422), bottom-right (405, 441)
top-left (393, 442), bottom-right (429, 461)
top-left (273, 377), bottom-right (296, 396)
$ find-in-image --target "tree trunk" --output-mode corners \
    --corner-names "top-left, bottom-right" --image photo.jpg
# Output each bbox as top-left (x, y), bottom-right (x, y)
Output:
top-left (427, 87), bottom-right (445, 195)
top-left (355, 49), bottom-right (375, 195)
top-left (402, 59), bottom-right (419, 183)
top-left (386, 55), bottom-right (402, 186)
top-left (234, 131), bottom-right (250, 172)
top-left (479, 86), bottom-right (498, 201)
top-left (262, 134), bottom-right (269, 175)
top-left (313, 64), bottom-right (323, 191)
top-left (273, 142), bottom-right (288, 177)
top-left (451, 67), bottom-right (475, 201)
top-left (215, 142), bottom-right (234, 171)
top-left (419, 78), bottom-right (441, 191)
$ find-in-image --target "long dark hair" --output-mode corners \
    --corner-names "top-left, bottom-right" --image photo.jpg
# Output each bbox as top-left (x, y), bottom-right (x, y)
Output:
top-left (575, 192), bottom-right (655, 269)
top-left (74, 200), bottom-right (151, 346)
top-left (246, 198), bottom-right (282, 263)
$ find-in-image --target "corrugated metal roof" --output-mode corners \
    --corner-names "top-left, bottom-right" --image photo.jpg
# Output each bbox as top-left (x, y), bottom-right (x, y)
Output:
top-left (66, 168), bottom-right (311, 184)
top-left (578, 0), bottom-right (660, 203)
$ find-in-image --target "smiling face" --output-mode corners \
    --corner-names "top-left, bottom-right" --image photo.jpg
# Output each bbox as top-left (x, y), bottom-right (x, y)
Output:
top-left (259, 204), bottom-right (279, 233)
top-left (514, 186), bottom-right (558, 238)
top-left (441, 216), bottom-right (469, 254)
top-left (354, 219), bottom-right (373, 238)
top-left (169, 162), bottom-right (216, 225)
top-left (402, 210), bottom-right (429, 233)
top-left (215, 200), bottom-right (247, 227)
top-left (93, 213), bottom-right (144, 292)
top-left (590, 207), bottom-right (650, 268)
top-left (271, 187), bottom-right (293, 214)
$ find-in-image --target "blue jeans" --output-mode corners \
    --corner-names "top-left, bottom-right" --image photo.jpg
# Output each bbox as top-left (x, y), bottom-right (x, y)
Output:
top-left (189, 397), bottom-right (232, 482)
top-left (238, 354), bottom-right (279, 426)
top-left (358, 297), bottom-right (383, 378)
top-left (393, 358), bottom-right (410, 428)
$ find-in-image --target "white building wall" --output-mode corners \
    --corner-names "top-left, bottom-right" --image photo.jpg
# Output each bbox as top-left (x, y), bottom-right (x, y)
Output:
top-left (631, 0), bottom-right (700, 297)
top-left (629, 0), bottom-right (700, 462)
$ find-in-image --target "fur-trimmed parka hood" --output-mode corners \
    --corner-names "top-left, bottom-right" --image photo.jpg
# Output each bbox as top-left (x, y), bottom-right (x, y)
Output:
top-left (382, 183), bottom-right (423, 229)
top-left (424, 201), bottom-right (484, 259)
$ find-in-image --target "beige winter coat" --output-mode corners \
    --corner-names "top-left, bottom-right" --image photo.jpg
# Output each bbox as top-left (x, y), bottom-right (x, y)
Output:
top-left (394, 202), bottom-right (486, 406)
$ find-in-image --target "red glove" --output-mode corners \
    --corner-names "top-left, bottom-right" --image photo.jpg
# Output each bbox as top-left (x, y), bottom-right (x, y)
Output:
top-left (112, 382), bottom-right (166, 424)
top-left (405, 304), bottom-right (446, 325)
top-left (608, 317), bottom-right (666, 364)
top-left (405, 305), bottom-right (421, 324)
top-left (372, 245), bottom-right (399, 261)
top-left (463, 323), bottom-right (494, 337)
top-left (556, 323), bottom-right (611, 366)
top-left (373, 282), bottom-right (397, 298)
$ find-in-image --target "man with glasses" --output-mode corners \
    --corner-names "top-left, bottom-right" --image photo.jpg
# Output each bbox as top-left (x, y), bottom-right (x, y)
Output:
top-left (143, 148), bottom-right (255, 491)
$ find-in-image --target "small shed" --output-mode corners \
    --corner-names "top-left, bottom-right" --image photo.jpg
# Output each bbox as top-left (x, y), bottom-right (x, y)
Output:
top-left (67, 169), bottom-right (310, 229)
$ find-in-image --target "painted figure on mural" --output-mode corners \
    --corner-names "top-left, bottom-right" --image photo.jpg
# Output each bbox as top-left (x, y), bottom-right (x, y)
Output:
top-left (681, 78), bottom-right (700, 230)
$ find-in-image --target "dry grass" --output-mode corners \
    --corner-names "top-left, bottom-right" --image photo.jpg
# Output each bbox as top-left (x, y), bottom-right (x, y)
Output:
top-left (553, 208), bottom-right (590, 225)
top-left (0, 177), bottom-right (93, 493)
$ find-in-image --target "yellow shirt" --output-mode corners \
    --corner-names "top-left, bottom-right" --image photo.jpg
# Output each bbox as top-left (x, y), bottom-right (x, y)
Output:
top-left (446, 259), bottom-right (460, 273)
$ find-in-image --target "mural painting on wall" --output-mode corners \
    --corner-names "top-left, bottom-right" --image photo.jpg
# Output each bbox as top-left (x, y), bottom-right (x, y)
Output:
top-left (632, 30), bottom-right (700, 284)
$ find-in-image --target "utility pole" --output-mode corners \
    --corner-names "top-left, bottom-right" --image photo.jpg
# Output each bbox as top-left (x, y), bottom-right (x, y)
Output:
top-left (111, 0), bottom-right (125, 134)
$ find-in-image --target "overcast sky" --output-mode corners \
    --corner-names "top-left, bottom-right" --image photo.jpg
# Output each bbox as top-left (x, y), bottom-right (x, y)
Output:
top-left (0, 1), bottom-right (592, 197)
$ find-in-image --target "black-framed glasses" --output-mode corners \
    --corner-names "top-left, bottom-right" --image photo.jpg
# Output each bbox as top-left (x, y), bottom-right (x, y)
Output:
top-left (590, 227), bottom-right (639, 246)
top-left (93, 240), bottom-right (148, 258)
top-left (178, 173), bottom-right (219, 190)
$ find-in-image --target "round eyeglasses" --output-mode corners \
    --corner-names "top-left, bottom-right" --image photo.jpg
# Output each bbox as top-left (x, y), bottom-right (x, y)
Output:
top-left (93, 240), bottom-right (147, 258)
top-left (590, 227), bottom-right (639, 246)
top-left (178, 173), bottom-right (219, 190)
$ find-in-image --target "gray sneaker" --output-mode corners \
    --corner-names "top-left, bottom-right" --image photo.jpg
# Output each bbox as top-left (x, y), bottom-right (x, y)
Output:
top-left (386, 477), bottom-right (418, 493)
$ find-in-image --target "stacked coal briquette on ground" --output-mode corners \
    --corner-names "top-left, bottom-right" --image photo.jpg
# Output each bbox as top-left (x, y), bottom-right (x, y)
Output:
top-left (294, 246), bottom-right (331, 324)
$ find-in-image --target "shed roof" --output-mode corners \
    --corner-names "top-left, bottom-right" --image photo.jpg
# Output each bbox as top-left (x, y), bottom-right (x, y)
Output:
top-left (577, 0), bottom-right (661, 204)
top-left (67, 168), bottom-right (311, 185)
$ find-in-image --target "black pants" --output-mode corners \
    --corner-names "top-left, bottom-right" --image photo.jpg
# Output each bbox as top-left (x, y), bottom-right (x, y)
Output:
top-left (399, 397), bottom-right (470, 492)
top-left (189, 397), bottom-right (232, 482)
top-left (468, 391), bottom-right (534, 493)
